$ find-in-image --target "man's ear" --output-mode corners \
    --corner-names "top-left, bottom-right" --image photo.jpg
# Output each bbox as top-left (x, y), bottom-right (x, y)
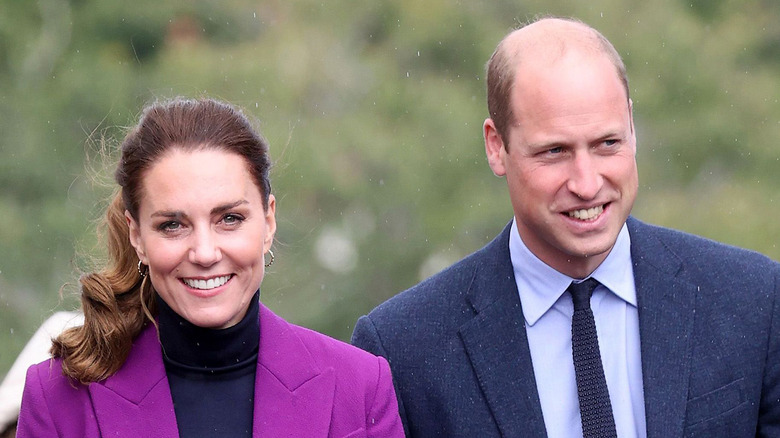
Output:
top-left (484, 118), bottom-right (507, 177)
top-left (125, 210), bottom-right (148, 264)
top-left (628, 98), bottom-right (637, 151)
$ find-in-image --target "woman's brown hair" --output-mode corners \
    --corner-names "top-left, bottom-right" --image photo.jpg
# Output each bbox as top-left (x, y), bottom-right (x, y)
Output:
top-left (52, 98), bottom-right (272, 383)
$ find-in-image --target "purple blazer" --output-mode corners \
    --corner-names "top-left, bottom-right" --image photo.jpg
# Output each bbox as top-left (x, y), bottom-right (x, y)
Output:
top-left (17, 304), bottom-right (404, 437)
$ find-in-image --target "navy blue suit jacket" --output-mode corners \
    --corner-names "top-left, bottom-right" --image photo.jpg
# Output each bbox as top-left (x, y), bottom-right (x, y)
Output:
top-left (352, 217), bottom-right (780, 437)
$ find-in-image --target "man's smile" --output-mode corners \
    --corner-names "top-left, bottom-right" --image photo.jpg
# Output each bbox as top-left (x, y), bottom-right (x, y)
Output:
top-left (565, 204), bottom-right (605, 221)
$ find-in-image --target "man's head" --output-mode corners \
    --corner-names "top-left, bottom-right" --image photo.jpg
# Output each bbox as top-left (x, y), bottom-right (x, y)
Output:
top-left (486, 17), bottom-right (630, 145)
top-left (483, 17), bottom-right (638, 278)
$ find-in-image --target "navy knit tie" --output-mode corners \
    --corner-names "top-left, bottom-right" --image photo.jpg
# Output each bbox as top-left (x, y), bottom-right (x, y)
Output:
top-left (568, 278), bottom-right (618, 438)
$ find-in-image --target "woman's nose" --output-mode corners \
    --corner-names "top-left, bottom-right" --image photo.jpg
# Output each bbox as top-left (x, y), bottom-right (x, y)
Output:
top-left (188, 229), bottom-right (222, 266)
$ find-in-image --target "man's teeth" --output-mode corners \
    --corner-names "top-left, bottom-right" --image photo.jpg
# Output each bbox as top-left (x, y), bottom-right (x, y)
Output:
top-left (568, 205), bottom-right (604, 220)
top-left (183, 275), bottom-right (231, 290)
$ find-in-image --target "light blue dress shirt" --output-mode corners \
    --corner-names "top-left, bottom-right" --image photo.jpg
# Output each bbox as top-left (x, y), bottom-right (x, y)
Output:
top-left (509, 220), bottom-right (647, 438)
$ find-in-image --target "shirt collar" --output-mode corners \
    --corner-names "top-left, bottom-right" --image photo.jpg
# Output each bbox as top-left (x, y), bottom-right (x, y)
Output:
top-left (509, 219), bottom-right (636, 326)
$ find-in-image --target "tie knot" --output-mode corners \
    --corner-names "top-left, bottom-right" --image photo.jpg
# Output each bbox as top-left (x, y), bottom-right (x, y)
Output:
top-left (567, 278), bottom-right (600, 311)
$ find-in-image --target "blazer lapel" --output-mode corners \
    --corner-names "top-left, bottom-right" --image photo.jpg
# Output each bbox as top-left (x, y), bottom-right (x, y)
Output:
top-left (628, 218), bottom-right (696, 438)
top-left (458, 223), bottom-right (548, 438)
top-left (89, 324), bottom-right (179, 437)
top-left (253, 305), bottom-right (335, 437)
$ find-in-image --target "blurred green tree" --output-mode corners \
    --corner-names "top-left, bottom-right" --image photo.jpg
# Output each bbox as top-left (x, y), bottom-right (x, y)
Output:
top-left (1, 0), bottom-right (779, 378)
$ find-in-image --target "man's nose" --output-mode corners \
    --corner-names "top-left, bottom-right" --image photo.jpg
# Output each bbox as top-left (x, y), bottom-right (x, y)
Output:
top-left (566, 152), bottom-right (603, 200)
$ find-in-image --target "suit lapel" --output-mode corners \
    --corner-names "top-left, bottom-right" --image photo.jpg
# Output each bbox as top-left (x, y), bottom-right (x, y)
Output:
top-left (457, 218), bottom-right (698, 438)
top-left (89, 324), bottom-right (179, 437)
top-left (253, 305), bottom-right (335, 437)
top-left (458, 223), bottom-right (548, 438)
top-left (628, 218), bottom-right (696, 438)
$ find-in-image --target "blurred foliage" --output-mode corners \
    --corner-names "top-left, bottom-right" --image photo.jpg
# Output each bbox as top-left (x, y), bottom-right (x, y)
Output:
top-left (2, 0), bottom-right (780, 377)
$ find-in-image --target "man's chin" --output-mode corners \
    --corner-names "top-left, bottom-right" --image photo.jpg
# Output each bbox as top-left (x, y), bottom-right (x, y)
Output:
top-left (560, 237), bottom-right (617, 265)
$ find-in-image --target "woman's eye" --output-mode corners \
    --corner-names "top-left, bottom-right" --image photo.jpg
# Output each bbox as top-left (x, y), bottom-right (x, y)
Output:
top-left (158, 221), bottom-right (180, 232)
top-left (223, 214), bottom-right (244, 225)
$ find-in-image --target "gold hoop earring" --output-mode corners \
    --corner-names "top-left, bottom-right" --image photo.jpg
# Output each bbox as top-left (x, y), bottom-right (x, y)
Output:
top-left (137, 261), bottom-right (148, 277)
top-left (264, 249), bottom-right (274, 267)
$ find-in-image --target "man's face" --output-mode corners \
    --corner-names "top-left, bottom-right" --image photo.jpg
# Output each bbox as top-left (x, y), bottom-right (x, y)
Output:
top-left (485, 51), bottom-right (638, 278)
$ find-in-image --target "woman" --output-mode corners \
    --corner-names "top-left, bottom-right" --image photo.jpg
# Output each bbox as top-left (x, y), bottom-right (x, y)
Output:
top-left (17, 98), bottom-right (404, 437)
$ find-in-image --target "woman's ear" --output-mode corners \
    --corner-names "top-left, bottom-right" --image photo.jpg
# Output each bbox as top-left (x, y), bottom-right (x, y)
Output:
top-left (125, 210), bottom-right (148, 264)
top-left (263, 194), bottom-right (277, 251)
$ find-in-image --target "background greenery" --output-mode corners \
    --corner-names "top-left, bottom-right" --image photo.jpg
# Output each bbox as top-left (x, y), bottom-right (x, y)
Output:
top-left (2, 0), bottom-right (779, 377)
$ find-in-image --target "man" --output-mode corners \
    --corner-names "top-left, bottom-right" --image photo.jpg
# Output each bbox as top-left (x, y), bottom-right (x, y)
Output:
top-left (352, 17), bottom-right (780, 438)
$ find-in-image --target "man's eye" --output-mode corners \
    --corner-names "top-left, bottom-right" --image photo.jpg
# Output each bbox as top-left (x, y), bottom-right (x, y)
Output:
top-left (604, 139), bottom-right (618, 146)
top-left (547, 147), bottom-right (563, 154)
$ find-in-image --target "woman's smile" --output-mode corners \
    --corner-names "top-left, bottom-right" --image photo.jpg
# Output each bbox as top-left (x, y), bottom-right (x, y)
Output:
top-left (181, 274), bottom-right (234, 291)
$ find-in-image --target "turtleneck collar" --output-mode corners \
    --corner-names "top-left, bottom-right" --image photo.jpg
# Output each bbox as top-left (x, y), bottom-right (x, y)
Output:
top-left (157, 291), bottom-right (260, 370)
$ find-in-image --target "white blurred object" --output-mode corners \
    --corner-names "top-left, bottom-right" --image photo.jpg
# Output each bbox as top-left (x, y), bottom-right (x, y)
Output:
top-left (315, 226), bottom-right (358, 274)
top-left (0, 311), bottom-right (83, 432)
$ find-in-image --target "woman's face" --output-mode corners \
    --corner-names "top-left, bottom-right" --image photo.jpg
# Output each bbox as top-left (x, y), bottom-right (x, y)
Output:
top-left (127, 148), bottom-right (275, 329)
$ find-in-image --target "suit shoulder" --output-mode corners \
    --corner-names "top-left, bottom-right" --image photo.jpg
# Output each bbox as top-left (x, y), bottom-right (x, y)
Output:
top-left (630, 218), bottom-right (780, 282)
top-left (279, 319), bottom-right (402, 431)
top-left (25, 357), bottom-right (84, 395)
top-left (281, 319), bottom-right (402, 432)
top-left (284, 320), bottom-right (386, 376)
top-left (18, 357), bottom-right (93, 436)
top-left (639, 220), bottom-right (776, 264)
top-left (356, 235), bottom-right (506, 353)
top-left (24, 358), bottom-right (94, 412)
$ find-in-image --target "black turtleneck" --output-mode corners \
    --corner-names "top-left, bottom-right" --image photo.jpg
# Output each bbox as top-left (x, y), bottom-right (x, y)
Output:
top-left (157, 292), bottom-right (259, 438)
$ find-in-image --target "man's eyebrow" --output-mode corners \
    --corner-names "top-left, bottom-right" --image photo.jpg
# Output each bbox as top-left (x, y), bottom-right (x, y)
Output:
top-left (526, 140), bottom-right (567, 151)
top-left (596, 129), bottom-right (622, 140)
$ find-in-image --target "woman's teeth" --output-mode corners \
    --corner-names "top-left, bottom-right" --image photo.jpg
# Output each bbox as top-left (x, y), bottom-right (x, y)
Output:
top-left (183, 275), bottom-right (231, 290)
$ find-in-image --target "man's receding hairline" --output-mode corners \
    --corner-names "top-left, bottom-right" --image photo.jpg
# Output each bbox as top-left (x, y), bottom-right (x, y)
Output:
top-left (499, 18), bottom-right (611, 70)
